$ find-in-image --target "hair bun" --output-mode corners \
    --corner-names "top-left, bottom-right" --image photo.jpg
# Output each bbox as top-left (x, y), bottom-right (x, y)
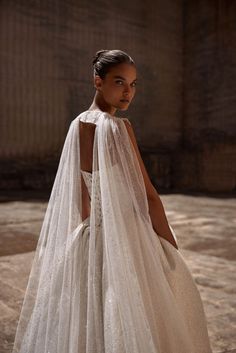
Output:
top-left (92, 49), bottom-right (108, 65)
top-left (92, 49), bottom-right (135, 79)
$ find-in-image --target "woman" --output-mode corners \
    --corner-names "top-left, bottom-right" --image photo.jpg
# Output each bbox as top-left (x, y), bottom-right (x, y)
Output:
top-left (12, 49), bottom-right (212, 353)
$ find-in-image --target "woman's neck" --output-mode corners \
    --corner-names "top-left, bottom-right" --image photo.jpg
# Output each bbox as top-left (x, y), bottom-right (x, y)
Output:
top-left (88, 92), bottom-right (117, 116)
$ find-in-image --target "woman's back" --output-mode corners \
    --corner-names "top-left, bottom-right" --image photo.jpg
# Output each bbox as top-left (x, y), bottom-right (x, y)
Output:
top-left (79, 120), bottom-right (96, 221)
top-left (79, 120), bottom-right (96, 173)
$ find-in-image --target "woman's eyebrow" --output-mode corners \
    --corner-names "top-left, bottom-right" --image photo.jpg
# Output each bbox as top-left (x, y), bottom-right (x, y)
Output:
top-left (113, 75), bottom-right (125, 80)
top-left (113, 75), bottom-right (137, 82)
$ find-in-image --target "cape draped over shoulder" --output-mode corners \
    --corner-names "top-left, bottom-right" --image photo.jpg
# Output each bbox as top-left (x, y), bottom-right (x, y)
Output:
top-left (12, 109), bottom-right (212, 353)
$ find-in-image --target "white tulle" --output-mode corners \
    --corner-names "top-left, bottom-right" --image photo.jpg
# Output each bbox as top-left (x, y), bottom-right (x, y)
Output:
top-left (12, 109), bottom-right (212, 353)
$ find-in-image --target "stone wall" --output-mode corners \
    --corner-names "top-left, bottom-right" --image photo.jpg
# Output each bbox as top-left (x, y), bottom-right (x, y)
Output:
top-left (145, 0), bottom-right (236, 193)
top-left (0, 0), bottom-right (183, 191)
top-left (180, 0), bottom-right (236, 192)
top-left (0, 0), bottom-right (235, 193)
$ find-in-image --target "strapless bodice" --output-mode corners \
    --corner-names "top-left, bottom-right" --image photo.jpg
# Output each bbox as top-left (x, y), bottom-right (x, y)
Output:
top-left (81, 170), bottom-right (93, 198)
top-left (81, 170), bottom-right (102, 226)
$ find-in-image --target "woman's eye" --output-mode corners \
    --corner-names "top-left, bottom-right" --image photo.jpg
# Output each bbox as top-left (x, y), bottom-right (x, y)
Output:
top-left (131, 82), bottom-right (137, 87)
top-left (115, 80), bottom-right (123, 85)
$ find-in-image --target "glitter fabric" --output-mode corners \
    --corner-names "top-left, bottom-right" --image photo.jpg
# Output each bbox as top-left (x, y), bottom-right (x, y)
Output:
top-left (12, 109), bottom-right (212, 353)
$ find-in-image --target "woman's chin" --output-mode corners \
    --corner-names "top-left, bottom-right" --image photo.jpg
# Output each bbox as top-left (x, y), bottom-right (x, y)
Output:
top-left (118, 104), bottom-right (130, 111)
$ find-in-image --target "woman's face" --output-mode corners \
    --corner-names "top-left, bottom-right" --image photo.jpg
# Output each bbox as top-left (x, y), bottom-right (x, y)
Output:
top-left (95, 63), bottom-right (137, 111)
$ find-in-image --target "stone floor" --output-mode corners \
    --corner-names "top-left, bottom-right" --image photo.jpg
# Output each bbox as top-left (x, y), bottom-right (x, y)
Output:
top-left (0, 192), bottom-right (235, 353)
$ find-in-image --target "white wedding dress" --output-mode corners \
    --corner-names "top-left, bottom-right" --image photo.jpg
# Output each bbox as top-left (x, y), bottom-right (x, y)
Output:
top-left (12, 110), bottom-right (213, 353)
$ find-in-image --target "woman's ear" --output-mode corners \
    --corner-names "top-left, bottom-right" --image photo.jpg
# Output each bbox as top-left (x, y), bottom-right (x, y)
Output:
top-left (94, 75), bottom-right (102, 91)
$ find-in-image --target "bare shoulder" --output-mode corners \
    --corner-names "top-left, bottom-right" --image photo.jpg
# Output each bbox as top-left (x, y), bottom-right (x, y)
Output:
top-left (79, 121), bottom-right (96, 150)
top-left (79, 120), bottom-right (96, 140)
top-left (79, 120), bottom-right (97, 129)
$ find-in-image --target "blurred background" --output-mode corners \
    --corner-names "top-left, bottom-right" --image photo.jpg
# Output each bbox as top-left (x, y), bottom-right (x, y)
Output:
top-left (0, 0), bottom-right (235, 194)
top-left (0, 1), bottom-right (235, 352)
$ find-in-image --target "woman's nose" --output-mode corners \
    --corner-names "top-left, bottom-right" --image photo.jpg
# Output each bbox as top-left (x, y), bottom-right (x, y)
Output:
top-left (123, 85), bottom-right (131, 95)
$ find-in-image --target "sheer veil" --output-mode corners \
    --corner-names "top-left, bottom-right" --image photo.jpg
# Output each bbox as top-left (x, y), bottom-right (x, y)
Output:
top-left (12, 109), bottom-right (211, 353)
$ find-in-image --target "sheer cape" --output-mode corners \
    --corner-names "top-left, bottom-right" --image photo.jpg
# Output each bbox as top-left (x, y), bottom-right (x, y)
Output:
top-left (12, 109), bottom-right (212, 353)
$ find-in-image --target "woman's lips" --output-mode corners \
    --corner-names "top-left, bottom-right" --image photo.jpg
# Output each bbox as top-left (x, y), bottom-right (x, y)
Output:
top-left (120, 99), bottom-right (129, 103)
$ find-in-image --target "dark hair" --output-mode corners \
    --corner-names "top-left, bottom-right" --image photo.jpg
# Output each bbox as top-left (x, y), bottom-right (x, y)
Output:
top-left (92, 49), bottom-right (135, 79)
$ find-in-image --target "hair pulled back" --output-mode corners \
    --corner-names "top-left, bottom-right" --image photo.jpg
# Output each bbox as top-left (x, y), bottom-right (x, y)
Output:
top-left (92, 49), bottom-right (135, 79)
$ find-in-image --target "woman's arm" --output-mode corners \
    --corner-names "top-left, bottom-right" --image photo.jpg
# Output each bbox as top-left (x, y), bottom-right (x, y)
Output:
top-left (123, 119), bottom-right (178, 250)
